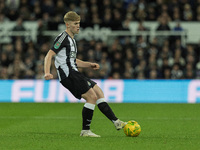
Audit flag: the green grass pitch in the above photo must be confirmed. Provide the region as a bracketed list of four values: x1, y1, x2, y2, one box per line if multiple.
[0, 103, 199, 150]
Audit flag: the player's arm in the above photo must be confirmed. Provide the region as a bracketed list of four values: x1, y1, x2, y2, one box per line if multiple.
[44, 50, 56, 80]
[76, 59, 100, 70]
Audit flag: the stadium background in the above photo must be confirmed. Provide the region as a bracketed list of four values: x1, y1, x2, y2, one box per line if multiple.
[0, 1, 200, 150]
[0, 0, 200, 103]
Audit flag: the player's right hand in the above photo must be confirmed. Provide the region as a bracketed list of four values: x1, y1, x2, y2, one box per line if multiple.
[44, 73, 53, 80]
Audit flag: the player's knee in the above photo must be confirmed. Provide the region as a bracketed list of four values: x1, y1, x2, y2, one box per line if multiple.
[90, 94, 98, 101]
[82, 88, 98, 102]
[82, 93, 97, 102]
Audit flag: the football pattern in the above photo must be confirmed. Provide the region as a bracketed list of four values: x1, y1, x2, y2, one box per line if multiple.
[124, 120, 141, 137]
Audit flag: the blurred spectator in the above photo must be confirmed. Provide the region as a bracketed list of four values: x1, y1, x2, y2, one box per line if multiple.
[79, 2, 88, 23]
[12, 17, 26, 43]
[146, 4, 156, 21]
[32, 1, 43, 20]
[156, 16, 171, 31]
[110, 61, 122, 78]
[171, 63, 183, 79]
[8, 54, 26, 79]
[103, 9, 112, 26]
[173, 22, 183, 31]
[126, 3, 136, 15]
[125, 47, 134, 63]
[0, 13, 9, 23]
[0, 67, 9, 79]
[163, 67, 171, 79]
[5, 0, 20, 11]
[1, 52, 10, 67]
[0, 0, 6, 14]
[157, 11, 172, 23]
[156, 15, 171, 46]
[135, 59, 146, 77]
[55, 0, 67, 16]
[3, 44, 15, 64]
[12, 17, 26, 31]
[19, 5, 31, 20]
[149, 69, 158, 79]
[123, 61, 134, 78]
[112, 9, 123, 30]
[172, 6, 181, 21]
[112, 72, 121, 79]
[183, 3, 193, 21]
[124, 0, 139, 8]
[99, 57, 111, 78]
[37, 19, 48, 45]
[135, 8, 146, 21]
[137, 71, 145, 79]
[122, 13, 133, 30]
[173, 48, 185, 67]
[184, 63, 194, 79]
[137, 21, 149, 31]
[41, 0, 55, 16]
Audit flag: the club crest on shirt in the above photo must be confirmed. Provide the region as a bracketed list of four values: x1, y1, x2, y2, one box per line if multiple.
[70, 51, 76, 58]
[54, 42, 61, 49]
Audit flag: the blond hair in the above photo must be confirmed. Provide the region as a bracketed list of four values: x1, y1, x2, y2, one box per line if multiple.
[64, 11, 80, 23]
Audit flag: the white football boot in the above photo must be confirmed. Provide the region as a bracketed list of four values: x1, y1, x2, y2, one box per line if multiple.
[80, 130, 101, 137]
[114, 119, 127, 130]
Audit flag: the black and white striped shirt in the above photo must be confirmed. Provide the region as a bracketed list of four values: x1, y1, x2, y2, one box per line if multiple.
[51, 31, 78, 81]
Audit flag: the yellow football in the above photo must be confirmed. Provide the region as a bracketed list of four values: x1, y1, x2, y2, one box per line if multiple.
[124, 120, 141, 137]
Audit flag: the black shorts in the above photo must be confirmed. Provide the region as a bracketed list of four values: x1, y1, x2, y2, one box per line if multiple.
[60, 70, 96, 99]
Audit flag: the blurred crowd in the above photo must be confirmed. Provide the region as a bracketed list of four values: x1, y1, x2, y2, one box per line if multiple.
[1, 0, 200, 24]
[1, 0, 200, 79]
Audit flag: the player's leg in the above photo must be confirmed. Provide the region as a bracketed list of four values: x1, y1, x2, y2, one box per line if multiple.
[60, 72, 100, 137]
[93, 84, 118, 121]
[92, 84, 127, 130]
[80, 88, 100, 137]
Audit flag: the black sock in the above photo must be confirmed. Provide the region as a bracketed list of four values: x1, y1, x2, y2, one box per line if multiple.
[82, 103, 95, 130]
[97, 102, 118, 122]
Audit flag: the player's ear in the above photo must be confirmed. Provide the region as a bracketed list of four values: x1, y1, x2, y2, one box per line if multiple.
[65, 21, 70, 28]
[65, 22, 68, 27]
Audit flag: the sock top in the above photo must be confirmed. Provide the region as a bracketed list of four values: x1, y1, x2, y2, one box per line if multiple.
[84, 103, 95, 110]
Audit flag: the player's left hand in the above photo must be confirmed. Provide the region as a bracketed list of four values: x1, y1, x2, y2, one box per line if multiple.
[90, 63, 100, 70]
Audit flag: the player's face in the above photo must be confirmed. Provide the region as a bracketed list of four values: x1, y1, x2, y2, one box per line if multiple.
[69, 21, 80, 35]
